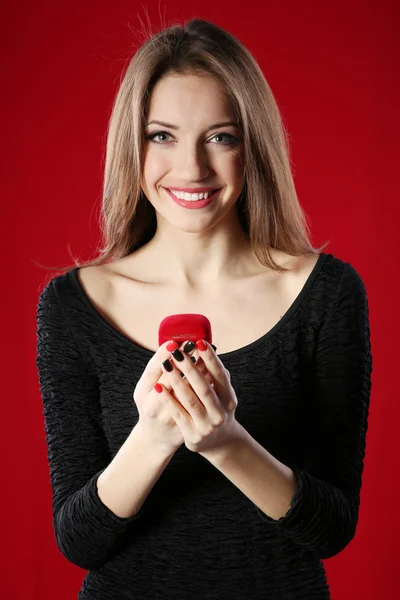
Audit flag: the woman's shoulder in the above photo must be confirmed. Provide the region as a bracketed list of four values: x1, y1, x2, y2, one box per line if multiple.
[303, 251, 367, 290]
[37, 264, 104, 328]
[319, 252, 369, 297]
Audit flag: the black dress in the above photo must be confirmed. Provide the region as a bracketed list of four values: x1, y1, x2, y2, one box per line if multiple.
[35, 252, 373, 599]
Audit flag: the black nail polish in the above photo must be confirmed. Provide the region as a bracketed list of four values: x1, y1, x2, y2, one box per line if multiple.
[180, 371, 185, 377]
[190, 356, 196, 364]
[211, 344, 217, 351]
[183, 340, 196, 353]
[172, 349, 184, 362]
[162, 359, 173, 372]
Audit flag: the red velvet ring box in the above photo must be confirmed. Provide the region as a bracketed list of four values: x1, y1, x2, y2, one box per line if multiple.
[158, 314, 213, 347]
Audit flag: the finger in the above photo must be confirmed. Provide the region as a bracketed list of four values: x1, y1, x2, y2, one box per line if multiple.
[169, 347, 222, 423]
[179, 339, 197, 355]
[161, 360, 207, 427]
[178, 340, 212, 371]
[154, 381, 189, 426]
[159, 355, 207, 390]
[193, 356, 215, 386]
[136, 341, 183, 394]
[193, 340, 230, 399]
[179, 355, 207, 377]
[177, 341, 212, 385]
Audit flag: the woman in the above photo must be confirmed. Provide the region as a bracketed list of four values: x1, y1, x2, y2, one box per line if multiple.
[35, 18, 373, 600]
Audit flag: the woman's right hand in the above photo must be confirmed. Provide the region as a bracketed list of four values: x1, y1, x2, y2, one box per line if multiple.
[133, 341, 213, 455]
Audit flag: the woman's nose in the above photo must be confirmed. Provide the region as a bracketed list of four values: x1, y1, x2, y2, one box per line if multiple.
[176, 144, 211, 180]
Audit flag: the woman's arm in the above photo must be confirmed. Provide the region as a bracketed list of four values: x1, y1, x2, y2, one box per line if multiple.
[255, 262, 373, 558]
[36, 279, 173, 570]
[96, 423, 175, 519]
[201, 262, 373, 560]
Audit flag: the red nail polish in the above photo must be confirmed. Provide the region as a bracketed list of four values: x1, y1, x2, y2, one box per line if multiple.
[166, 340, 179, 351]
[154, 383, 163, 393]
[196, 339, 207, 351]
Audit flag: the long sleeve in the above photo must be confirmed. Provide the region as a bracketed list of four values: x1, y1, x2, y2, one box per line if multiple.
[257, 263, 373, 559]
[35, 278, 144, 570]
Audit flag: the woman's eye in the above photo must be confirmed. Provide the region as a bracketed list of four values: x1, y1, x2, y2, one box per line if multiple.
[144, 131, 238, 145]
[145, 131, 173, 144]
[209, 133, 238, 145]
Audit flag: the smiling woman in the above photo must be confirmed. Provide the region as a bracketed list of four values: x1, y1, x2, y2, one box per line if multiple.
[35, 15, 372, 600]
[140, 73, 246, 226]
[37, 17, 329, 275]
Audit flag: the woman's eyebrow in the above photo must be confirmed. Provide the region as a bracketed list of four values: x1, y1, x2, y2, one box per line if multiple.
[146, 120, 239, 131]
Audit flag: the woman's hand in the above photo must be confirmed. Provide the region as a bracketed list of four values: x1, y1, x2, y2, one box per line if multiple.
[133, 340, 213, 455]
[155, 340, 239, 454]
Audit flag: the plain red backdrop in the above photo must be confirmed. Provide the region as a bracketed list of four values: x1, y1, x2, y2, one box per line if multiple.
[1, 0, 398, 598]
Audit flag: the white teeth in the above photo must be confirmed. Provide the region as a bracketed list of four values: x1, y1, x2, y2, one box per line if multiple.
[169, 189, 212, 201]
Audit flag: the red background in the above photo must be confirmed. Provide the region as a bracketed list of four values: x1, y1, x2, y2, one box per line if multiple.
[2, 0, 398, 598]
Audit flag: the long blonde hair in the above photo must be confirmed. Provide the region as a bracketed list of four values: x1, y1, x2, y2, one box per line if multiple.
[36, 17, 329, 279]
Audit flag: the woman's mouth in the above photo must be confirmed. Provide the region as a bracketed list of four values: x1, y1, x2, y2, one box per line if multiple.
[164, 188, 222, 210]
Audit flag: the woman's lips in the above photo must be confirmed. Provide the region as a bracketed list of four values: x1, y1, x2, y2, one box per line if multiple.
[164, 187, 222, 209]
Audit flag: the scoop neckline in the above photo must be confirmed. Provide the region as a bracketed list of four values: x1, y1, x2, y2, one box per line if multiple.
[68, 252, 329, 359]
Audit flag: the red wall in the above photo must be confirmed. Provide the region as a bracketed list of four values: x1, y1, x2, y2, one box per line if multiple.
[2, 0, 397, 598]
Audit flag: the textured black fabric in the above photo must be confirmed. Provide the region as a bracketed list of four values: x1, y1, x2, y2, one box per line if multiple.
[35, 252, 373, 599]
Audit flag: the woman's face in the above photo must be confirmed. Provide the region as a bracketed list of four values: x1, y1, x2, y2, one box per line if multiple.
[141, 73, 245, 233]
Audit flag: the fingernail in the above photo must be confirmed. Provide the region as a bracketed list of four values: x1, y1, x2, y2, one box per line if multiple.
[211, 344, 217, 351]
[183, 340, 196, 353]
[196, 340, 207, 351]
[154, 383, 163, 393]
[162, 359, 173, 372]
[180, 371, 185, 377]
[167, 340, 179, 352]
[190, 356, 196, 364]
[172, 349, 184, 362]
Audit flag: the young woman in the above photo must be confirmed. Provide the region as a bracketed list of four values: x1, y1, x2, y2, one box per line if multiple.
[35, 18, 373, 600]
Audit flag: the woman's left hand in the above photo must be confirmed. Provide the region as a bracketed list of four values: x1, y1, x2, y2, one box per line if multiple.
[155, 340, 239, 454]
